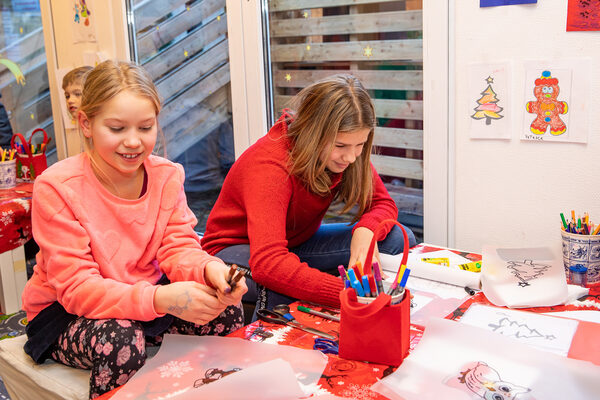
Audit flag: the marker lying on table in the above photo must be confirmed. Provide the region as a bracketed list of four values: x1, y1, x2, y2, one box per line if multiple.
[297, 305, 340, 322]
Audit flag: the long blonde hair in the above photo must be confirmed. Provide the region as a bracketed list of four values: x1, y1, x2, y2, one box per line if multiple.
[79, 60, 162, 187]
[287, 74, 375, 222]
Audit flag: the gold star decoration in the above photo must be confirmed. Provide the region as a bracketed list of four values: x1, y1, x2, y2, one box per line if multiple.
[486, 76, 494, 84]
[363, 45, 373, 57]
[303, 11, 309, 18]
[184, 50, 188, 57]
[306, 44, 311, 51]
[285, 73, 291, 82]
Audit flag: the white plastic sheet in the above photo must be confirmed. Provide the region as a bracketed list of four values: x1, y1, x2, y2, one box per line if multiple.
[481, 246, 568, 307]
[373, 318, 600, 400]
[112, 334, 328, 400]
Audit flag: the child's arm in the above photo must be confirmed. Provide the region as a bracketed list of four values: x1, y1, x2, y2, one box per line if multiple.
[154, 165, 247, 305]
[352, 163, 398, 239]
[347, 164, 398, 268]
[240, 163, 344, 307]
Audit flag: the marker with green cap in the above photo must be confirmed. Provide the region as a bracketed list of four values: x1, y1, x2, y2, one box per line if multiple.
[297, 305, 340, 322]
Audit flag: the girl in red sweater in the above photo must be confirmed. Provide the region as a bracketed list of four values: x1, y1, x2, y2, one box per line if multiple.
[22, 61, 247, 398]
[201, 75, 415, 318]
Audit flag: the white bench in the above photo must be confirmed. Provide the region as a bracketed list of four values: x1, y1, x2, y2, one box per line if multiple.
[0, 335, 89, 400]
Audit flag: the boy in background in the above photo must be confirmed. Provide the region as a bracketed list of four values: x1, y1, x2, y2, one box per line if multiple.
[62, 65, 92, 156]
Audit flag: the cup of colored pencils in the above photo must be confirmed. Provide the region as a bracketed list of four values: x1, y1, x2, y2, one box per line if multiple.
[560, 211, 600, 287]
[0, 147, 16, 189]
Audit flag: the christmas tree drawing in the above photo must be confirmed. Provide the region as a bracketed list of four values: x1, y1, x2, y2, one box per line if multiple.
[506, 259, 551, 287]
[488, 315, 556, 341]
[471, 76, 503, 125]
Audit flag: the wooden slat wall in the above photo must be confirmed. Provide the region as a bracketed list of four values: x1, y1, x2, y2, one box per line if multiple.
[136, 0, 224, 60]
[269, 0, 423, 225]
[270, 10, 422, 37]
[133, 0, 230, 161]
[271, 39, 422, 63]
[270, 0, 402, 11]
[269, 1, 423, 184]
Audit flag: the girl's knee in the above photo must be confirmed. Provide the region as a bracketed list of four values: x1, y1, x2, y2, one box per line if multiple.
[215, 304, 245, 335]
[93, 319, 147, 370]
[380, 224, 417, 254]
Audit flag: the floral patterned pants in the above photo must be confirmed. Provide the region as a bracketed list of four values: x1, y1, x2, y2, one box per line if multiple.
[48, 304, 244, 399]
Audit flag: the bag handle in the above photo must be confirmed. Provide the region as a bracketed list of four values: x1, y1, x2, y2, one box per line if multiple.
[363, 219, 410, 276]
[11, 133, 33, 157]
[340, 288, 392, 318]
[30, 128, 49, 146]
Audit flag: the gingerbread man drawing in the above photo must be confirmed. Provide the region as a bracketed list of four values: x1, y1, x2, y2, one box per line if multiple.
[526, 70, 568, 136]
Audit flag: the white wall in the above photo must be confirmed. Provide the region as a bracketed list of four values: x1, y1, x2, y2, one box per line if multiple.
[40, 0, 130, 160]
[453, 2, 600, 253]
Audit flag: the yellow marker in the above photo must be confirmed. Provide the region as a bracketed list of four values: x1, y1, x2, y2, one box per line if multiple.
[458, 261, 482, 272]
[421, 257, 450, 266]
[397, 264, 407, 283]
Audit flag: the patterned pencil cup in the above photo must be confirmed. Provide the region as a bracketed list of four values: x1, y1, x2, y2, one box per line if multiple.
[0, 159, 16, 189]
[561, 230, 600, 286]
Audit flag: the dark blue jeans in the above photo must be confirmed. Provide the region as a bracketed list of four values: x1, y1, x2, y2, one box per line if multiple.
[215, 223, 416, 321]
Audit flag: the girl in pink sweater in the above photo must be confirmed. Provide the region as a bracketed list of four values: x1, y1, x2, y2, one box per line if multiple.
[21, 60, 247, 398]
[201, 75, 415, 317]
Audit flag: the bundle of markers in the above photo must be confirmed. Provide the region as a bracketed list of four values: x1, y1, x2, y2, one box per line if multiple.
[0, 147, 16, 162]
[560, 210, 600, 235]
[338, 261, 411, 300]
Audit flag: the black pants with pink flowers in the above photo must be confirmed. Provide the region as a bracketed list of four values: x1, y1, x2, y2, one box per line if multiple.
[48, 304, 244, 399]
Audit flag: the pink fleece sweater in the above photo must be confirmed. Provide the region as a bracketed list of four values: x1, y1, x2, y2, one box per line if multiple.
[22, 153, 221, 322]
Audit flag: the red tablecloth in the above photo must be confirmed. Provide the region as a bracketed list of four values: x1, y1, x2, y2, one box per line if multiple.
[0, 181, 33, 253]
[94, 243, 600, 399]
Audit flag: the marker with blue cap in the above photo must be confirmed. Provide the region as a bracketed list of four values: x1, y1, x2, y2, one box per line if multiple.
[347, 268, 365, 297]
[361, 275, 371, 297]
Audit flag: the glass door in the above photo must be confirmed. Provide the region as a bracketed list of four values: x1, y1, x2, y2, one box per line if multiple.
[0, 1, 57, 165]
[126, 0, 234, 233]
[263, 0, 424, 241]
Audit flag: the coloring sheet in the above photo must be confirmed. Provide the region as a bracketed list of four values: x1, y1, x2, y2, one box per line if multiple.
[459, 303, 578, 356]
[372, 318, 600, 400]
[481, 246, 568, 308]
[112, 334, 327, 400]
[543, 310, 600, 324]
[521, 59, 590, 143]
[468, 62, 511, 139]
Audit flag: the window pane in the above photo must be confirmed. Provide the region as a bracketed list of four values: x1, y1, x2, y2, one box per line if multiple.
[264, 0, 424, 241]
[127, 0, 233, 233]
[0, 1, 57, 166]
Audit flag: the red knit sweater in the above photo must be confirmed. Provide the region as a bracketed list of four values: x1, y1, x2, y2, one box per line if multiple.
[201, 115, 398, 307]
